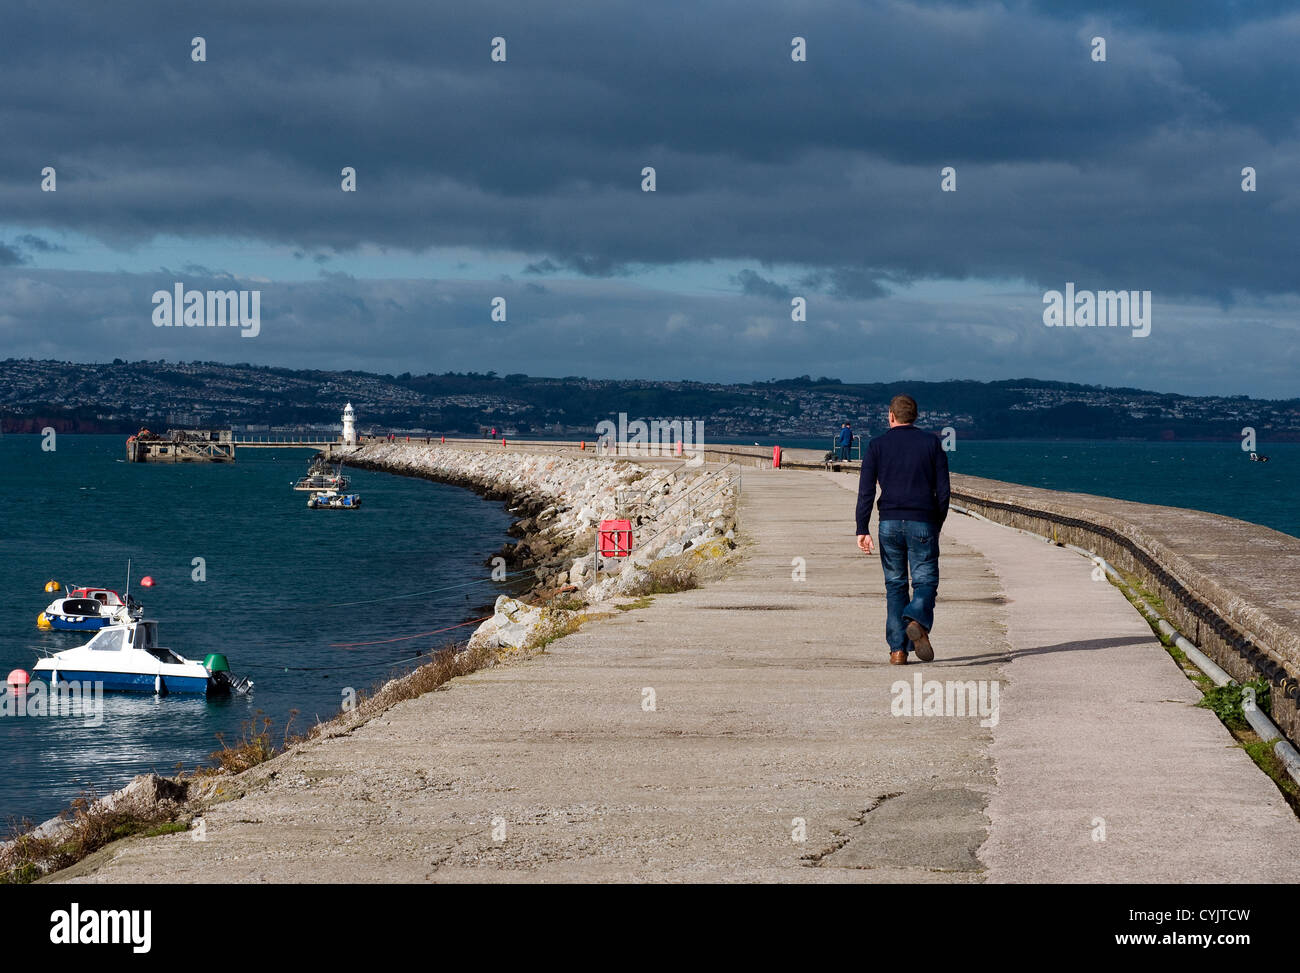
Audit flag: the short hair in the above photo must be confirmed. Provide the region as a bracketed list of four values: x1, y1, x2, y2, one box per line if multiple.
[889, 394, 918, 424]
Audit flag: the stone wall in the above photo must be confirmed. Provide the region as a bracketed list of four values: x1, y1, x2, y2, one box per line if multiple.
[339, 439, 739, 598]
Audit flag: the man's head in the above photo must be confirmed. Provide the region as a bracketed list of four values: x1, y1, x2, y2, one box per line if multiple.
[888, 394, 918, 427]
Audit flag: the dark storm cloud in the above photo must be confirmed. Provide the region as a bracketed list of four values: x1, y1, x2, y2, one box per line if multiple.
[0, 1, 1297, 302]
[798, 268, 892, 301]
[15, 234, 64, 253]
[733, 269, 793, 301]
[0, 233, 66, 266]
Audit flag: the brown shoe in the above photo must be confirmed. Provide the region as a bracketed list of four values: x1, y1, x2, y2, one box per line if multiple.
[905, 621, 934, 662]
[889, 651, 908, 665]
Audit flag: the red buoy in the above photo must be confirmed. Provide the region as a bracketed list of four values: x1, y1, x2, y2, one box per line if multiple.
[140, 576, 155, 587]
[7, 669, 29, 688]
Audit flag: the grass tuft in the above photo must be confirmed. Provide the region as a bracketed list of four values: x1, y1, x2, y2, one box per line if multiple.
[616, 597, 654, 612]
[625, 565, 698, 596]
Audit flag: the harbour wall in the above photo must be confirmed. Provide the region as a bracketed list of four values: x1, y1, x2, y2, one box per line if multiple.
[949, 473, 1300, 744]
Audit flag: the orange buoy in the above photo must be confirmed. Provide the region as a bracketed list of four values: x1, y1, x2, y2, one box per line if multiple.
[140, 576, 155, 587]
[7, 669, 29, 688]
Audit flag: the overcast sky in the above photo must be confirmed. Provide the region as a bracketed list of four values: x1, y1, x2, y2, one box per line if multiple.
[1, 1, 1297, 397]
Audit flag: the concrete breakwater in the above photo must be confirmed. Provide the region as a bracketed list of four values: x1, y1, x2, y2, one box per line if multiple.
[338, 442, 740, 647]
[951, 472, 1300, 744]
[31, 457, 1300, 883]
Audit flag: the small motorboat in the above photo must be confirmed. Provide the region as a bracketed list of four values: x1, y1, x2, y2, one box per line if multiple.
[37, 582, 139, 632]
[32, 610, 252, 696]
[307, 490, 362, 509]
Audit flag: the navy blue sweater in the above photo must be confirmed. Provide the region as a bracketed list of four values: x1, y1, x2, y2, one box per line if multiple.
[855, 425, 951, 534]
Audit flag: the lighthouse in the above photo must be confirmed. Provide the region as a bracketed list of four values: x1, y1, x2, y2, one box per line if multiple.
[342, 403, 356, 445]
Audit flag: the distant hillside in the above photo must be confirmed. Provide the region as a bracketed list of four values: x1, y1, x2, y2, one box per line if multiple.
[2, 359, 1297, 442]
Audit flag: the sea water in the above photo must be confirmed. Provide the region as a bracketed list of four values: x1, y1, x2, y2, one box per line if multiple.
[0, 435, 515, 825]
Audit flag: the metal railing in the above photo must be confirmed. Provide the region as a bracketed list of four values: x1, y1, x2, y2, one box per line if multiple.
[631, 463, 741, 553]
[828, 434, 862, 462]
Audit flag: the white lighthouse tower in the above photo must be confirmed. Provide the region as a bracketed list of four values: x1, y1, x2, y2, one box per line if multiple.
[342, 402, 357, 445]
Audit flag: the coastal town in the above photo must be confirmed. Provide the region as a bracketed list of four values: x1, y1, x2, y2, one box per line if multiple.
[4, 358, 1298, 442]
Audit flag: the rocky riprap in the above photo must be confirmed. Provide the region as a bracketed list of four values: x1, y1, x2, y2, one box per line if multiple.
[338, 442, 740, 649]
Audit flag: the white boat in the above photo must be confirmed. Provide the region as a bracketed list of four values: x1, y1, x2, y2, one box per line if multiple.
[37, 583, 137, 632]
[32, 611, 251, 696]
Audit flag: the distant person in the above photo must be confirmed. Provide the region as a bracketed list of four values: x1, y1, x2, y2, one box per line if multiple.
[855, 394, 950, 666]
[836, 421, 853, 460]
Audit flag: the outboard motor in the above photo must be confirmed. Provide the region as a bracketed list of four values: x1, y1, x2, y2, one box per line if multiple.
[204, 653, 254, 695]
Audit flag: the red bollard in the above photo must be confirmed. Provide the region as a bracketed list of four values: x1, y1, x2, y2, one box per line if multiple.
[441, 436, 445, 444]
[580, 441, 585, 450]
[773, 445, 782, 469]
[502, 438, 507, 447]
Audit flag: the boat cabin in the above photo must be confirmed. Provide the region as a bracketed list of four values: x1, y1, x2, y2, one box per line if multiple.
[88, 620, 187, 665]
[68, 588, 125, 609]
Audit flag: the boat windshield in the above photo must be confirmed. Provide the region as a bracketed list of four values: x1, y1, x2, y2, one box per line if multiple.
[91, 628, 127, 652]
[61, 598, 104, 616]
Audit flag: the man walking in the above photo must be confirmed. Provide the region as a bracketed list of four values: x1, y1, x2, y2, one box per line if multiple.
[855, 394, 950, 665]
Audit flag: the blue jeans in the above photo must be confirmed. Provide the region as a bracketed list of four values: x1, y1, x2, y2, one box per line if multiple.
[876, 519, 939, 656]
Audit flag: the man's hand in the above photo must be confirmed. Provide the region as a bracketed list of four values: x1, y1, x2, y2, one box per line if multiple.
[857, 533, 873, 554]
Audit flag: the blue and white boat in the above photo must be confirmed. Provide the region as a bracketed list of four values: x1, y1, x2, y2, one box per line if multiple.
[307, 489, 362, 509]
[37, 584, 135, 632]
[32, 611, 252, 696]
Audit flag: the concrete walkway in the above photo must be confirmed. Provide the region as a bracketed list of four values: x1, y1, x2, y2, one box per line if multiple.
[821, 470, 1300, 882]
[59, 469, 1300, 882]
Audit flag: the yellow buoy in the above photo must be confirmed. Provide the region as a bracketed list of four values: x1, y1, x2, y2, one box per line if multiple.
[44, 580, 61, 594]
[36, 612, 52, 631]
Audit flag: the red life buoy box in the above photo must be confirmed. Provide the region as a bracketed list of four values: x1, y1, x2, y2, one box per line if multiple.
[598, 519, 633, 557]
